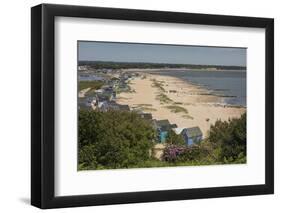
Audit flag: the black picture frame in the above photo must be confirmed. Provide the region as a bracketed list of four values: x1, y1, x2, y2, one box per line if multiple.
[31, 3, 274, 209]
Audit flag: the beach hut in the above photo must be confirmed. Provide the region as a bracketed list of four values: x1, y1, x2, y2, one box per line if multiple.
[98, 101, 108, 111]
[96, 91, 113, 102]
[153, 119, 178, 143]
[158, 126, 170, 143]
[181, 127, 203, 146]
[99, 101, 130, 112]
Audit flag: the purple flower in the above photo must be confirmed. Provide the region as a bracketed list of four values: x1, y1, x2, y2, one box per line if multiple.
[162, 145, 186, 162]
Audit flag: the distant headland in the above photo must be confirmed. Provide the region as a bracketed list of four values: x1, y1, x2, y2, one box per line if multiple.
[78, 61, 246, 71]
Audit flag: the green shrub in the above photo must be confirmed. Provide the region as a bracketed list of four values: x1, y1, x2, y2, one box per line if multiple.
[166, 130, 185, 145]
[78, 81, 104, 91]
[78, 110, 157, 170]
[78, 144, 98, 169]
[207, 113, 246, 163]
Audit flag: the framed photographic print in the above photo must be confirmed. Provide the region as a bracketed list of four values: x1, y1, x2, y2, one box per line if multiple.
[31, 3, 274, 209]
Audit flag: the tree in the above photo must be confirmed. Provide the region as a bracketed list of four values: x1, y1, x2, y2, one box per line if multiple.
[78, 110, 157, 169]
[78, 144, 98, 169]
[207, 113, 246, 163]
[165, 130, 185, 145]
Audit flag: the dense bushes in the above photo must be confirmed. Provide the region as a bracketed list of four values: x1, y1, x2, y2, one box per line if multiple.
[78, 110, 156, 170]
[78, 110, 246, 170]
[162, 113, 246, 165]
[162, 145, 185, 162]
[78, 81, 104, 91]
[162, 144, 210, 163]
[165, 130, 185, 145]
[208, 113, 246, 163]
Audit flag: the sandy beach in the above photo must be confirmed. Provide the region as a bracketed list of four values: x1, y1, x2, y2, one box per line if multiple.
[79, 88, 91, 98]
[116, 72, 246, 138]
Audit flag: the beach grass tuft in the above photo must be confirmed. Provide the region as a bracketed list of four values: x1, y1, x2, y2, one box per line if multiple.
[135, 104, 153, 107]
[140, 107, 157, 112]
[134, 104, 157, 112]
[156, 93, 173, 104]
[79, 81, 104, 94]
[151, 79, 166, 92]
[165, 105, 188, 114]
[174, 102, 183, 105]
[182, 114, 194, 120]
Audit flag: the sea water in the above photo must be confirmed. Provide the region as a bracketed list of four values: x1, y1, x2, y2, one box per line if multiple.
[150, 70, 246, 107]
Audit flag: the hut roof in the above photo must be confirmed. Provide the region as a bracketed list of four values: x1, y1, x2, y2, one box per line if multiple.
[181, 127, 203, 138]
[154, 119, 178, 132]
[174, 128, 185, 135]
[106, 102, 130, 111]
[155, 119, 170, 127]
[160, 125, 171, 132]
[170, 124, 178, 129]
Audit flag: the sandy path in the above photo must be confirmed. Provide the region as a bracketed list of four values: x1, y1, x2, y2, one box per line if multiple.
[79, 88, 91, 98]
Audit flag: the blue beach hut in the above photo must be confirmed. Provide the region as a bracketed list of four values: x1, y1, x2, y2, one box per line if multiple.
[153, 119, 177, 143]
[181, 127, 203, 146]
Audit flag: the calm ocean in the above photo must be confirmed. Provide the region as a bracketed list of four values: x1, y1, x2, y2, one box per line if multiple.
[149, 70, 246, 107]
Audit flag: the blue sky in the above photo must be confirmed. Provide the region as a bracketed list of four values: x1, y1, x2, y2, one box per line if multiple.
[78, 41, 246, 66]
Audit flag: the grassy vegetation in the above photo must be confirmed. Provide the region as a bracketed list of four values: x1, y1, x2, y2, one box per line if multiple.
[132, 104, 157, 112]
[79, 81, 104, 91]
[133, 104, 157, 112]
[156, 93, 173, 104]
[165, 105, 188, 113]
[116, 85, 135, 94]
[139, 107, 157, 112]
[86, 89, 100, 97]
[151, 79, 166, 92]
[151, 79, 187, 107]
[80, 158, 225, 170]
[174, 102, 183, 105]
[182, 114, 194, 120]
[135, 104, 153, 107]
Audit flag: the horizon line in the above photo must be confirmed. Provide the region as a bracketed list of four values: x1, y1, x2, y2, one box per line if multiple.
[78, 60, 247, 68]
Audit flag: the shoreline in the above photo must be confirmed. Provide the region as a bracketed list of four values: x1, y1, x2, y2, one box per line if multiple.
[148, 72, 246, 108]
[120, 68, 246, 73]
[116, 71, 246, 138]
